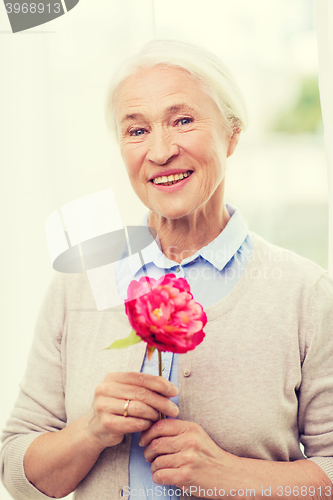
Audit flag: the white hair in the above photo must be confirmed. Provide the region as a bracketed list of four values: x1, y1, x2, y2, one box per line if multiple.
[105, 39, 248, 139]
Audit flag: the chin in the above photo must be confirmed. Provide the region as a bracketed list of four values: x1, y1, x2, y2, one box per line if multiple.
[154, 206, 194, 221]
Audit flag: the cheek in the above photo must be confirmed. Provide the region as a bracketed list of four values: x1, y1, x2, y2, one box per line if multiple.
[181, 129, 222, 163]
[121, 144, 145, 177]
[179, 136, 209, 166]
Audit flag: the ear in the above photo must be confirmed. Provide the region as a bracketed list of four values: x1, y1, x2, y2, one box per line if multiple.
[227, 127, 241, 158]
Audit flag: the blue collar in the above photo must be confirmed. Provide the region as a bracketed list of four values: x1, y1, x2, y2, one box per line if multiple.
[127, 204, 250, 275]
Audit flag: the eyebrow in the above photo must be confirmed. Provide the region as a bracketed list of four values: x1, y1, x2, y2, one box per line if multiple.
[121, 113, 144, 124]
[120, 104, 197, 125]
[166, 104, 197, 115]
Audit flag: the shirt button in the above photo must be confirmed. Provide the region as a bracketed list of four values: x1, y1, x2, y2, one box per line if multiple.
[176, 266, 181, 273]
[183, 368, 191, 377]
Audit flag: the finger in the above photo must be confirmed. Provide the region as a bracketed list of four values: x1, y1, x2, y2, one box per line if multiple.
[151, 452, 181, 474]
[102, 382, 179, 419]
[152, 467, 181, 486]
[122, 398, 160, 421]
[101, 413, 153, 436]
[151, 459, 191, 488]
[106, 372, 178, 398]
[144, 434, 182, 463]
[140, 418, 186, 447]
[97, 396, 160, 421]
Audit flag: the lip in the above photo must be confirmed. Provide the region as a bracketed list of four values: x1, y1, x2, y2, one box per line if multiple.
[150, 171, 193, 192]
[149, 169, 193, 181]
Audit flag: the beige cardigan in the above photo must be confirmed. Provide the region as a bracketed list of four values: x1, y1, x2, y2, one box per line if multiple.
[1, 232, 333, 500]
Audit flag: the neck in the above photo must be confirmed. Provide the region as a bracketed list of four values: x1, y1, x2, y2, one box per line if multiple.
[148, 195, 230, 264]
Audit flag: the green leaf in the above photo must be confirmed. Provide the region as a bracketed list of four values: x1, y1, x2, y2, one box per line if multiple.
[147, 345, 156, 361]
[105, 330, 143, 350]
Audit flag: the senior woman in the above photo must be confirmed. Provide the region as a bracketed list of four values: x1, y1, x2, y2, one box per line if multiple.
[2, 40, 333, 500]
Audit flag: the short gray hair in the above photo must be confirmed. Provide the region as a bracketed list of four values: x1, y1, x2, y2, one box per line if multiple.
[106, 39, 248, 139]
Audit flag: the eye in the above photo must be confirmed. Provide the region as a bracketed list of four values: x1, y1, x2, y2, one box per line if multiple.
[176, 117, 193, 126]
[130, 128, 147, 137]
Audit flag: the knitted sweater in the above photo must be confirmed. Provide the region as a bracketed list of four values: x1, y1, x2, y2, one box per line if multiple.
[1, 232, 333, 500]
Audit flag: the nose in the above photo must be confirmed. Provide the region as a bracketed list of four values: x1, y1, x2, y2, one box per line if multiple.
[146, 129, 179, 165]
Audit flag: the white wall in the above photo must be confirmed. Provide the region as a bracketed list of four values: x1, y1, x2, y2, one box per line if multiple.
[0, 2, 154, 499]
[0, 1, 328, 499]
[316, 0, 333, 273]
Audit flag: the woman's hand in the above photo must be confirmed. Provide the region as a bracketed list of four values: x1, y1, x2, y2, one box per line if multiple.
[24, 373, 178, 499]
[139, 419, 239, 498]
[140, 421, 332, 500]
[85, 372, 179, 451]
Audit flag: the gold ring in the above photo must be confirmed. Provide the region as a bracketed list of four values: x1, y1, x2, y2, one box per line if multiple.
[123, 399, 130, 417]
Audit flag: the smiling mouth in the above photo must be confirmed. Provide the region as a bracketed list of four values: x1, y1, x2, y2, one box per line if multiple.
[150, 170, 193, 186]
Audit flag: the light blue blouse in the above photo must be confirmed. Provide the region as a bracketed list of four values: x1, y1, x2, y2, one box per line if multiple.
[116, 204, 253, 499]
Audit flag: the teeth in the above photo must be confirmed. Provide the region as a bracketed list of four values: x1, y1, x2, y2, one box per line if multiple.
[153, 171, 192, 184]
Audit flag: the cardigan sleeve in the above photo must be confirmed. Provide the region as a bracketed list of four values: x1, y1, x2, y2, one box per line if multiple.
[0, 273, 68, 500]
[298, 271, 333, 483]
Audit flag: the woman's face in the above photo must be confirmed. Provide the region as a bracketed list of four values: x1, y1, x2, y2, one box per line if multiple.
[115, 65, 239, 220]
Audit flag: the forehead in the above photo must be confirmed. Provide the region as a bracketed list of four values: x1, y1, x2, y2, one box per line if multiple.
[115, 65, 216, 120]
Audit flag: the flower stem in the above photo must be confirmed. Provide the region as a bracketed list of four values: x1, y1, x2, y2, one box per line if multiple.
[158, 350, 163, 376]
[158, 350, 165, 420]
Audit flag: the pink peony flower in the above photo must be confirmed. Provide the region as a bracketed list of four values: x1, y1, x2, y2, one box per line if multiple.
[125, 274, 207, 354]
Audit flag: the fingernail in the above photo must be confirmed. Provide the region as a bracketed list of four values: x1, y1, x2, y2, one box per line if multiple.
[170, 404, 179, 417]
[139, 439, 143, 446]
